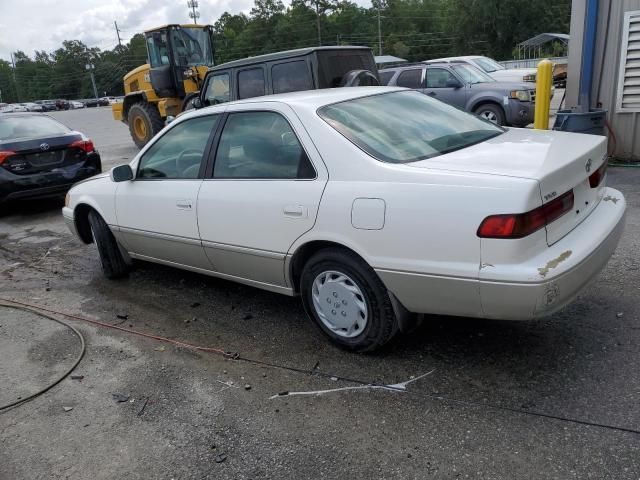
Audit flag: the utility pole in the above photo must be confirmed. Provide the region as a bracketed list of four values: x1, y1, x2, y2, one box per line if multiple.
[188, 0, 200, 24]
[377, 7, 383, 56]
[114, 21, 122, 48]
[10, 52, 19, 102]
[315, 1, 321, 46]
[86, 63, 98, 100]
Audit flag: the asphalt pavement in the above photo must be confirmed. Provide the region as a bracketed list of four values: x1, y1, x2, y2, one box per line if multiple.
[1, 103, 640, 480]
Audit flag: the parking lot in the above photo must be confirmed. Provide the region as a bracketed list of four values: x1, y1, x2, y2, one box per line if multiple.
[1, 105, 640, 479]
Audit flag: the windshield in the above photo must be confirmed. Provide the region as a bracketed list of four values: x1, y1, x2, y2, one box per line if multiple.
[451, 64, 494, 84]
[0, 115, 70, 141]
[171, 27, 214, 67]
[318, 91, 503, 164]
[472, 57, 505, 73]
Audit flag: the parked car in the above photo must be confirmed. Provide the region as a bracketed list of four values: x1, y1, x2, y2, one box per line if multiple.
[55, 99, 70, 110]
[36, 100, 58, 112]
[426, 56, 538, 83]
[193, 46, 379, 109]
[0, 113, 101, 206]
[21, 102, 44, 112]
[69, 100, 85, 109]
[85, 98, 110, 108]
[7, 104, 28, 112]
[63, 87, 625, 351]
[380, 62, 535, 126]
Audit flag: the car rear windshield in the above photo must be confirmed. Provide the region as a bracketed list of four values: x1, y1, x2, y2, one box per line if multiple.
[0, 115, 70, 141]
[318, 91, 504, 164]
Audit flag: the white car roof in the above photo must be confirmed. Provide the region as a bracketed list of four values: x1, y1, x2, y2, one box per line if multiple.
[185, 86, 407, 119]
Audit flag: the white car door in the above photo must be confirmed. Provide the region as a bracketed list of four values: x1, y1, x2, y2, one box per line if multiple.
[115, 113, 220, 269]
[197, 104, 328, 289]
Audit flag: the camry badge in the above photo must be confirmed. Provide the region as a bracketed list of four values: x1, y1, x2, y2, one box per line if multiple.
[585, 158, 592, 173]
[40, 143, 50, 151]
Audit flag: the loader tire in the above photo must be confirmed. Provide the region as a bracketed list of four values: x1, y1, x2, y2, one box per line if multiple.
[128, 102, 164, 149]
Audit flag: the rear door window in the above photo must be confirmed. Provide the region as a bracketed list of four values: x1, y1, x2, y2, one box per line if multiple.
[272, 61, 313, 94]
[396, 69, 423, 89]
[238, 68, 266, 99]
[213, 111, 315, 179]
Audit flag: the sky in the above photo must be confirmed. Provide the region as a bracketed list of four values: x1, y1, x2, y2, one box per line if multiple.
[0, 0, 371, 62]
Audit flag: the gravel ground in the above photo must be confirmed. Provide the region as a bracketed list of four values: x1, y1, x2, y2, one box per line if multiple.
[1, 104, 640, 480]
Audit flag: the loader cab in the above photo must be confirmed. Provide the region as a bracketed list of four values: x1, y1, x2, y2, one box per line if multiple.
[145, 24, 214, 99]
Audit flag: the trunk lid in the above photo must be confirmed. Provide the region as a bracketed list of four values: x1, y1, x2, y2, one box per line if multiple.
[1, 133, 85, 175]
[406, 128, 608, 246]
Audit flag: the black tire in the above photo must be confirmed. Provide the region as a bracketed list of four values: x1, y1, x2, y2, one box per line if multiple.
[88, 211, 129, 279]
[300, 248, 398, 352]
[474, 103, 506, 126]
[127, 102, 164, 149]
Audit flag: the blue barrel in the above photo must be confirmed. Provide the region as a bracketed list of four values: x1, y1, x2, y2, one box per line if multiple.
[553, 109, 607, 135]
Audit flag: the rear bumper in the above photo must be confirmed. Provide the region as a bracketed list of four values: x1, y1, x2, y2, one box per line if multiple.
[378, 187, 626, 320]
[479, 187, 626, 319]
[0, 152, 101, 203]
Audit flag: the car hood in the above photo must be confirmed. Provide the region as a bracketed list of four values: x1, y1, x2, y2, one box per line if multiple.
[489, 68, 537, 81]
[469, 81, 534, 92]
[405, 127, 604, 182]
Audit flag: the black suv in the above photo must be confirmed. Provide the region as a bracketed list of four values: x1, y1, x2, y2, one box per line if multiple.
[193, 46, 379, 109]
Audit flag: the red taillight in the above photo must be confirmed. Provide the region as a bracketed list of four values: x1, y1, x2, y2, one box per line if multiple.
[478, 190, 574, 239]
[588, 161, 607, 188]
[69, 139, 94, 153]
[0, 151, 16, 164]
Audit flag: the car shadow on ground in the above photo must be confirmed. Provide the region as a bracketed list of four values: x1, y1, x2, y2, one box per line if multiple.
[0, 197, 65, 218]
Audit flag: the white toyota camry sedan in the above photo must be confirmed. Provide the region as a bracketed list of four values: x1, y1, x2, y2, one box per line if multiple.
[63, 87, 626, 351]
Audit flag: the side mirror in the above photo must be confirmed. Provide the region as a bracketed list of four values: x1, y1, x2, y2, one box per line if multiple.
[165, 115, 175, 125]
[446, 79, 463, 89]
[191, 97, 203, 109]
[110, 164, 134, 182]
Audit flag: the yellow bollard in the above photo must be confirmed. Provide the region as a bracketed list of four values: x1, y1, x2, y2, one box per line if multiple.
[534, 59, 553, 130]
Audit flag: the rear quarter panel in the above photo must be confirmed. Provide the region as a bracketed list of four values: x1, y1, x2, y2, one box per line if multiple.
[288, 110, 542, 315]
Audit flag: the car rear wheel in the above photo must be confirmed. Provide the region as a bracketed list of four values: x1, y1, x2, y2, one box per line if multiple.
[475, 103, 506, 126]
[127, 102, 164, 149]
[300, 248, 398, 352]
[88, 211, 129, 279]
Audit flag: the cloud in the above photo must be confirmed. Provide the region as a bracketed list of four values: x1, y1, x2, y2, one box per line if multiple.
[0, 0, 371, 61]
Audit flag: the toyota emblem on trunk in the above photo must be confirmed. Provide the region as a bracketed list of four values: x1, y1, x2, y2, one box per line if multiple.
[40, 143, 50, 151]
[585, 158, 592, 173]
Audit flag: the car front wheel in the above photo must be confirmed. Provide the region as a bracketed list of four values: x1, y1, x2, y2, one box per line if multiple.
[300, 248, 398, 352]
[475, 103, 506, 126]
[88, 211, 129, 279]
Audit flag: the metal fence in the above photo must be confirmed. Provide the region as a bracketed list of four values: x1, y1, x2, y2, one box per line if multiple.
[499, 56, 568, 69]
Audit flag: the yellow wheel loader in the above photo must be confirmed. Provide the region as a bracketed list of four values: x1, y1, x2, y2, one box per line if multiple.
[112, 24, 214, 148]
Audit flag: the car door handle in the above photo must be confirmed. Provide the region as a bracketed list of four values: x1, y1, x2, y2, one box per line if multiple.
[176, 200, 193, 210]
[283, 205, 307, 218]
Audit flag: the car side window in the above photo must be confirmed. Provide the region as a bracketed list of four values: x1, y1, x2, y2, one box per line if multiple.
[238, 68, 266, 99]
[396, 69, 422, 89]
[379, 71, 394, 86]
[137, 115, 219, 180]
[213, 111, 315, 180]
[426, 68, 458, 88]
[203, 72, 230, 106]
[272, 61, 312, 94]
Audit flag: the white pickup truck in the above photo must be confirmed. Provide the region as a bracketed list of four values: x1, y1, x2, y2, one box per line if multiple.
[425, 55, 538, 83]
